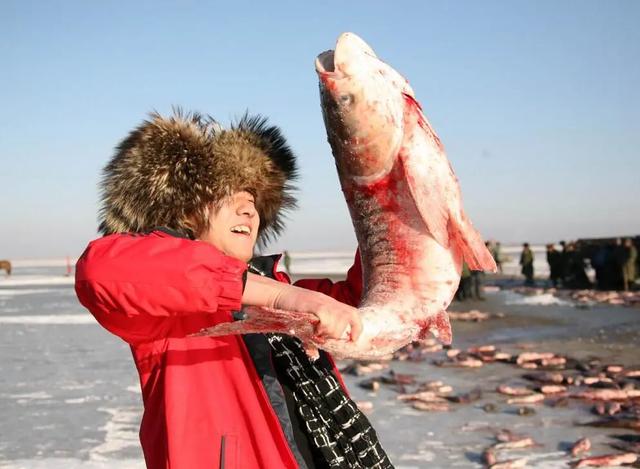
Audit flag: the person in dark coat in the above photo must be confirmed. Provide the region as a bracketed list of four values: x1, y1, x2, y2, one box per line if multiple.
[469, 242, 489, 299]
[613, 238, 629, 290]
[456, 261, 472, 300]
[570, 241, 591, 289]
[470, 270, 485, 300]
[546, 244, 561, 288]
[520, 243, 535, 286]
[590, 244, 608, 290]
[559, 240, 569, 287]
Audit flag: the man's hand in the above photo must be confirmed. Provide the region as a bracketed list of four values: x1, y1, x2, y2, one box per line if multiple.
[310, 301, 363, 342]
[274, 285, 363, 342]
[242, 273, 363, 342]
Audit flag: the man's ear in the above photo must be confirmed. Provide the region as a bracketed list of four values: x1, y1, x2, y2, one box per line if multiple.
[189, 204, 213, 240]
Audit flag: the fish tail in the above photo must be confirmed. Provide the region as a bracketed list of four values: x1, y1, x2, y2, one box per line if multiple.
[450, 214, 497, 272]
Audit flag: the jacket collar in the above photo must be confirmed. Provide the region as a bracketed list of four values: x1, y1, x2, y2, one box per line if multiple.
[248, 254, 282, 279]
[151, 226, 192, 239]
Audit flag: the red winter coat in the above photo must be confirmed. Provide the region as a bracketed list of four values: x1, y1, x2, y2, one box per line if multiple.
[75, 230, 362, 469]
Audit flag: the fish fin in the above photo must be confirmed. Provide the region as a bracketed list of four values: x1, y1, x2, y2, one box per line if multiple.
[399, 95, 451, 248]
[399, 152, 451, 248]
[450, 212, 497, 272]
[400, 93, 496, 272]
[418, 310, 452, 345]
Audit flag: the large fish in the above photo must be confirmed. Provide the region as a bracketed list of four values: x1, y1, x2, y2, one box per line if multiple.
[197, 32, 496, 359]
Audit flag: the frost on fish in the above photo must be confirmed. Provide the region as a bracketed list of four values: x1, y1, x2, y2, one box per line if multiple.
[196, 32, 496, 359]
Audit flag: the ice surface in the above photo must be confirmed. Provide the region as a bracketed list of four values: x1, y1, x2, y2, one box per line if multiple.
[0, 314, 93, 324]
[504, 291, 572, 306]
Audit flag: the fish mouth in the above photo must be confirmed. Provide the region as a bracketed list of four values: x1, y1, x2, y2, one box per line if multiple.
[316, 32, 377, 78]
[315, 50, 340, 78]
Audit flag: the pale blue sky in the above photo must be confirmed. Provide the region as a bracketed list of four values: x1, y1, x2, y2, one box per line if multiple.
[1, 0, 639, 258]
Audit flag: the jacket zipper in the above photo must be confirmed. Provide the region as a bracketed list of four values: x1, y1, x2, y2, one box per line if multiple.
[220, 435, 226, 468]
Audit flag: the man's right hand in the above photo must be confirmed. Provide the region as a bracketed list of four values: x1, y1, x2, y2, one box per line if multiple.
[274, 285, 363, 342]
[243, 273, 363, 342]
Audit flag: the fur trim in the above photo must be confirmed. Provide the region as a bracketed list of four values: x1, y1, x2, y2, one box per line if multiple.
[99, 110, 298, 244]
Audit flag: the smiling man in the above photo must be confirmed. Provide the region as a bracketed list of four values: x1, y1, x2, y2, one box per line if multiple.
[200, 190, 260, 261]
[75, 111, 392, 469]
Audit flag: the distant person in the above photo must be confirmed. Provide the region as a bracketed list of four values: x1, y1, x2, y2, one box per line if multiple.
[456, 261, 472, 301]
[569, 241, 591, 289]
[590, 244, 608, 290]
[559, 240, 569, 286]
[622, 238, 637, 291]
[613, 237, 628, 290]
[469, 243, 489, 300]
[0, 259, 11, 276]
[546, 244, 561, 288]
[282, 249, 292, 275]
[471, 270, 485, 300]
[492, 241, 502, 273]
[563, 242, 577, 288]
[603, 240, 620, 290]
[520, 243, 535, 286]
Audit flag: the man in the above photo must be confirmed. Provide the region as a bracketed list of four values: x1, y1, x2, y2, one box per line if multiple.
[546, 244, 561, 288]
[520, 242, 535, 286]
[622, 238, 637, 291]
[569, 241, 591, 289]
[559, 240, 569, 286]
[456, 261, 472, 301]
[491, 241, 502, 274]
[470, 243, 489, 300]
[612, 237, 630, 291]
[75, 111, 392, 469]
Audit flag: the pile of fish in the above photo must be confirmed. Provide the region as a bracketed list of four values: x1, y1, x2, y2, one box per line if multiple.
[448, 310, 506, 322]
[511, 286, 640, 308]
[196, 32, 496, 359]
[341, 340, 640, 467]
[566, 289, 640, 308]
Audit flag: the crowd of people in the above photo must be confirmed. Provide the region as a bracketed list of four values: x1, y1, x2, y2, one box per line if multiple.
[526, 238, 637, 291]
[582, 238, 637, 291]
[455, 238, 638, 301]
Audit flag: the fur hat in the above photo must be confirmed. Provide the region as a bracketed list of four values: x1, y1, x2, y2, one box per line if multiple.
[98, 109, 298, 245]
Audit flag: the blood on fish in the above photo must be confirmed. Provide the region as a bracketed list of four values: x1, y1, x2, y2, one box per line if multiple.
[195, 32, 494, 359]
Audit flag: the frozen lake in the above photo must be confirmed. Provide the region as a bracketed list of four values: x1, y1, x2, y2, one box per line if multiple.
[1, 265, 639, 468]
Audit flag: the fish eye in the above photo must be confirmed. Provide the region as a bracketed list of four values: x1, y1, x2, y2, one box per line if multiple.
[339, 94, 354, 106]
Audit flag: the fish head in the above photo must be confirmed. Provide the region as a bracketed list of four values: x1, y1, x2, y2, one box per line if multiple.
[316, 32, 412, 183]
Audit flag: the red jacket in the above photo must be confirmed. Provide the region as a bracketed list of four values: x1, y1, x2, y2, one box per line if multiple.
[75, 230, 362, 469]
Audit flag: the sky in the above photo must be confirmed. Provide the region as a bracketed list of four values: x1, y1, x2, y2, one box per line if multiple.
[1, 0, 639, 259]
